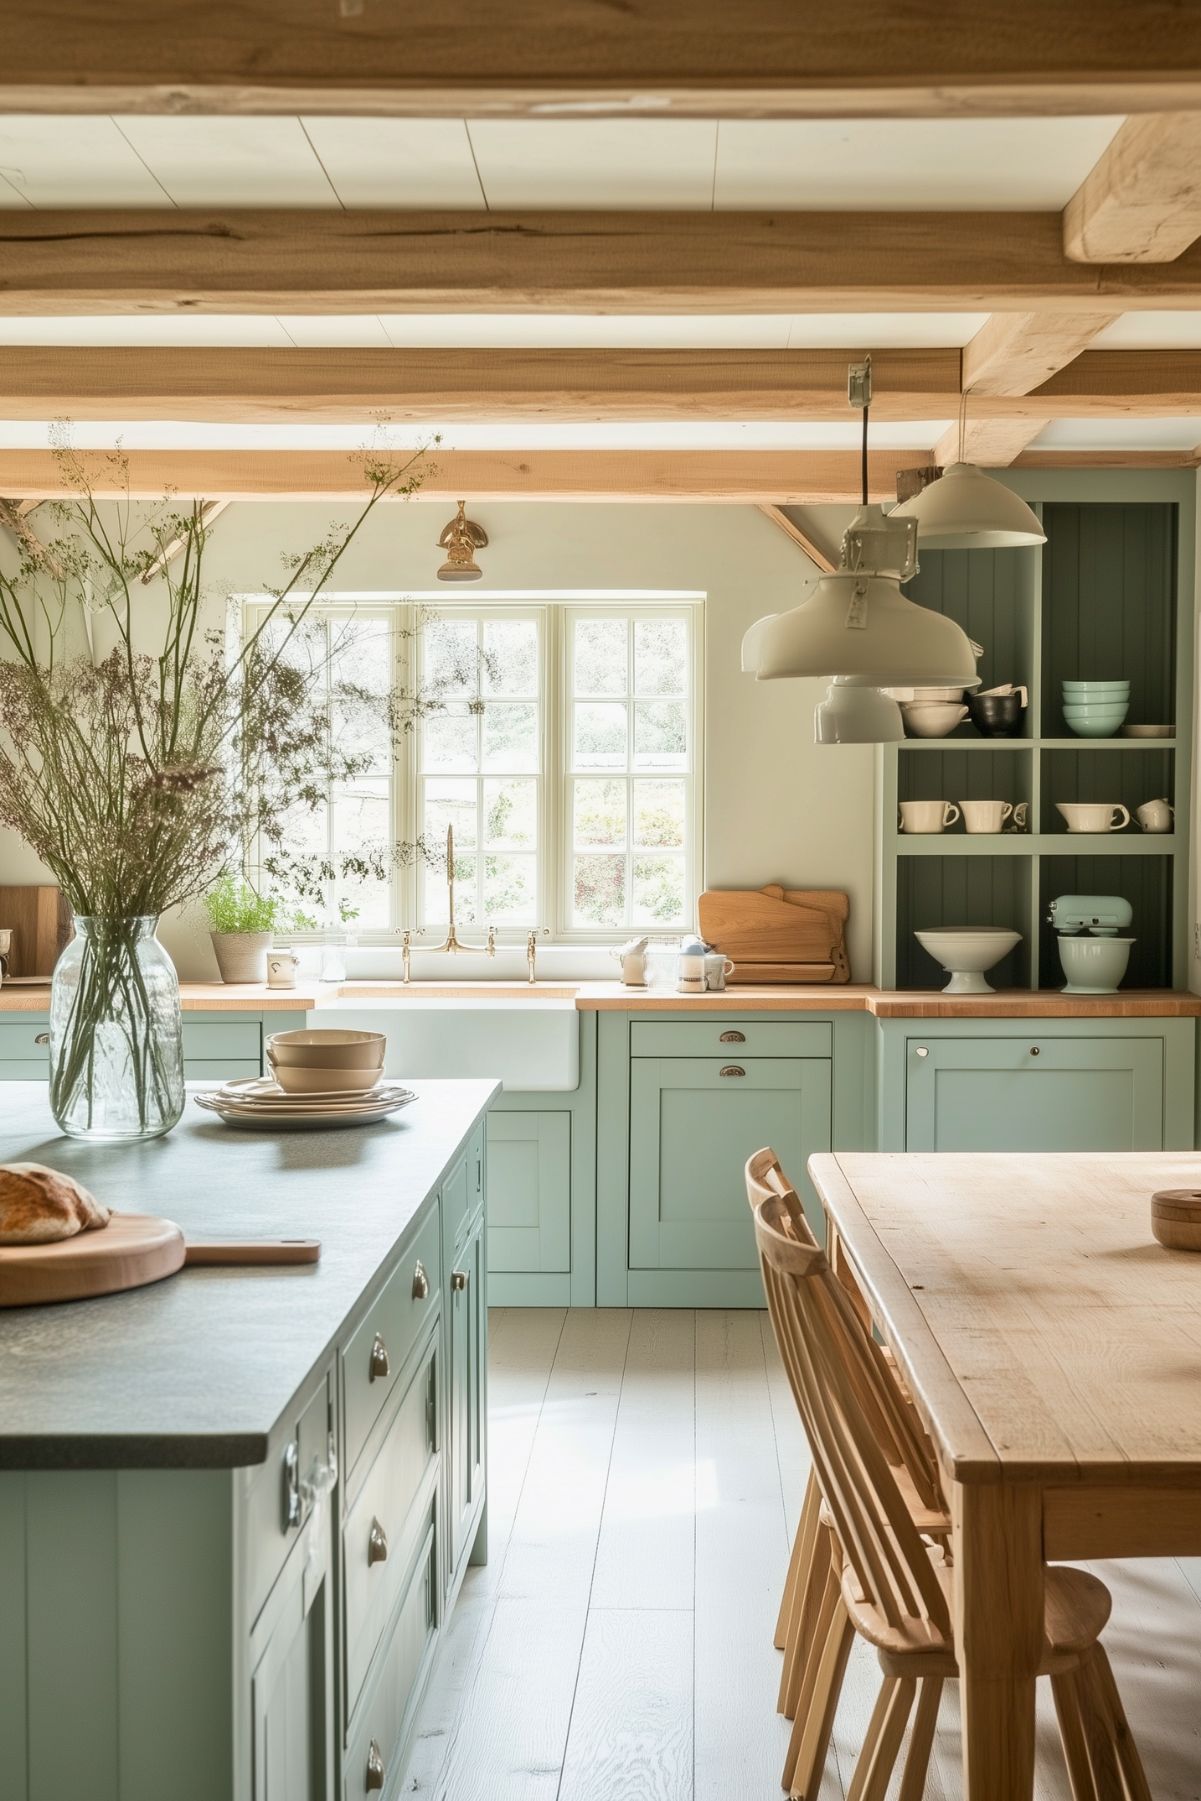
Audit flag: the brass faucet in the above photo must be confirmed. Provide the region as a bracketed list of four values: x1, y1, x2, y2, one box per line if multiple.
[427, 826, 497, 959]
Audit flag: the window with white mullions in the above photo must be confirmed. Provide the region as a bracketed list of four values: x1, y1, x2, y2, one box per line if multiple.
[567, 611, 693, 931]
[417, 610, 543, 929]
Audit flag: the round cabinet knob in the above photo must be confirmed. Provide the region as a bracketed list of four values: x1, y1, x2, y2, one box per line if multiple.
[451, 1268, 469, 1293]
[412, 1260, 430, 1301]
[367, 1517, 388, 1567]
[1030, 1045, 1041, 1057]
[365, 1740, 385, 1791]
[718, 1064, 746, 1078]
[368, 1333, 390, 1382]
[34, 1032, 49, 1046]
[914, 1047, 929, 1058]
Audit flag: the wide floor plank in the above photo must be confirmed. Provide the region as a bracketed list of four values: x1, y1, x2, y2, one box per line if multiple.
[559, 1609, 693, 1801]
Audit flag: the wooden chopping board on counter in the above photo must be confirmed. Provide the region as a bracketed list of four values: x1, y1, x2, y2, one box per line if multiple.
[0, 1214, 320, 1307]
[698, 885, 851, 984]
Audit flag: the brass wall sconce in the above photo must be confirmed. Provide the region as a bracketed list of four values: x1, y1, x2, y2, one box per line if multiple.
[436, 500, 488, 582]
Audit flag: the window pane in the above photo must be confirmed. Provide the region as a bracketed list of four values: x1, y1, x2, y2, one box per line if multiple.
[634, 617, 688, 696]
[333, 778, 391, 929]
[573, 778, 627, 849]
[573, 701, 627, 769]
[264, 797, 329, 919]
[573, 854, 627, 928]
[633, 779, 686, 849]
[483, 618, 538, 696]
[482, 701, 539, 772]
[423, 617, 478, 697]
[423, 851, 479, 924]
[484, 778, 537, 850]
[633, 854, 686, 925]
[634, 700, 687, 769]
[573, 617, 627, 695]
[484, 854, 537, 922]
[422, 705, 478, 772]
[330, 616, 392, 766]
[422, 776, 477, 850]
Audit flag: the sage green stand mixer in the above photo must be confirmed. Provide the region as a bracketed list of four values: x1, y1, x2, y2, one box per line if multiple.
[1047, 895, 1135, 993]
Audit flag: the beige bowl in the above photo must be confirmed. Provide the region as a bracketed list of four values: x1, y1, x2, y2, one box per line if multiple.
[266, 1028, 385, 1071]
[268, 1060, 383, 1095]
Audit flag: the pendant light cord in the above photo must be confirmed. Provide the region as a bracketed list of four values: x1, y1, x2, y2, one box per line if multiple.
[861, 386, 870, 506]
[958, 386, 968, 464]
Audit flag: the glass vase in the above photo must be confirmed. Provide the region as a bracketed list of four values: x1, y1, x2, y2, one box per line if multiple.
[49, 916, 185, 1141]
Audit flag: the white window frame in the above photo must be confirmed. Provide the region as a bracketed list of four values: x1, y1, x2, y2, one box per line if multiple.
[239, 590, 704, 943]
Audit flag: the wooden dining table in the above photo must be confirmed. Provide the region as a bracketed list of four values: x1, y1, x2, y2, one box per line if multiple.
[808, 1149, 1201, 1801]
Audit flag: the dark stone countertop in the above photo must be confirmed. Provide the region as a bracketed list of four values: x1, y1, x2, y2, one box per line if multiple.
[0, 1079, 497, 1471]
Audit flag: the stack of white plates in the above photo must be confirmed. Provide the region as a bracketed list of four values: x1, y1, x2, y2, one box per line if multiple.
[194, 1076, 417, 1131]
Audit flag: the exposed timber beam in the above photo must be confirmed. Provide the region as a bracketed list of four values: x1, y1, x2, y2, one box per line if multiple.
[12, 210, 1201, 316]
[1065, 113, 1201, 263]
[3, 3, 1201, 118]
[139, 499, 230, 583]
[757, 505, 837, 571]
[949, 309, 1120, 467]
[936, 418, 1048, 468]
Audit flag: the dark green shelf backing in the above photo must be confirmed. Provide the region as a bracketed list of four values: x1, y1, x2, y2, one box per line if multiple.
[1040, 747, 1174, 834]
[899, 748, 1031, 819]
[904, 541, 1037, 697]
[1038, 855, 1173, 990]
[1040, 502, 1177, 736]
[897, 856, 1031, 991]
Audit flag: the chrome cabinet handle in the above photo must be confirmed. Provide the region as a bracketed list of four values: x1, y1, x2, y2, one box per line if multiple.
[34, 1032, 49, 1046]
[719, 1029, 746, 1044]
[366, 1740, 385, 1791]
[412, 1260, 430, 1301]
[718, 1064, 746, 1078]
[367, 1517, 388, 1567]
[914, 1046, 929, 1058]
[451, 1268, 469, 1293]
[369, 1333, 390, 1382]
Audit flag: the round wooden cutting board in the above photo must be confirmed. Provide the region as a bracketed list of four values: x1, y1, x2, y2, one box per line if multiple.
[0, 1213, 186, 1307]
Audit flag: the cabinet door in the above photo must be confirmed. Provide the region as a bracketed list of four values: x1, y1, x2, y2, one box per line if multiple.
[252, 1552, 333, 1801]
[905, 1035, 1165, 1152]
[629, 1057, 832, 1270]
[448, 1220, 486, 1576]
[486, 1111, 571, 1274]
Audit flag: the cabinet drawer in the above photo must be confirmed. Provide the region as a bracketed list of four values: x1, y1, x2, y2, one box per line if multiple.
[243, 1365, 333, 1630]
[344, 1344, 438, 1712]
[344, 1516, 437, 1801]
[181, 1020, 263, 1062]
[342, 1207, 440, 1478]
[441, 1127, 483, 1253]
[0, 1020, 49, 1063]
[629, 1019, 831, 1060]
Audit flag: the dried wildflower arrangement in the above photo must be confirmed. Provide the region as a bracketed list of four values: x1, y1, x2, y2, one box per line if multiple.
[0, 443, 466, 1136]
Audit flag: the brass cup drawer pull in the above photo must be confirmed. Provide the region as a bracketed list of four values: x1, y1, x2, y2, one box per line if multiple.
[451, 1268, 469, 1293]
[719, 1064, 746, 1078]
[719, 1029, 746, 1044]
[366, 1739, 385, 1791]
[412, 1260, 430, 1301]
[34, 1032, 49, 1046]
[368, 1333, 390, 1382]
[367, 1517, 388, 1567]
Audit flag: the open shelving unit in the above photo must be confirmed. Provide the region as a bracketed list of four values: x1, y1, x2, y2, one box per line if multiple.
[874, 472, 1196, 992]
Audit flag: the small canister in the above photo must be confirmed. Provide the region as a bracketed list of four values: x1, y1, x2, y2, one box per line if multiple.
[677, 935, 708, 995]
[266, 947, 300, 989]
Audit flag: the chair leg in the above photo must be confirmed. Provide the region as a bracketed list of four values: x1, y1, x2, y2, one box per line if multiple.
[781, 1516, 835, 1719]
[1088, 1645, 1154, 1801]
[846, 1674, 917, 1801]
[1051, 1669, 1100, 1801]
[1077, 1653, 1126, 1801]
[897, 1676, 943, 1801]
[784, 1592, 855, 1800]
[777, 1471, 819, 1651]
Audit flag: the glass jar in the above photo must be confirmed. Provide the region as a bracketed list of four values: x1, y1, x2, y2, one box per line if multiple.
[49, 916, 185, 1141]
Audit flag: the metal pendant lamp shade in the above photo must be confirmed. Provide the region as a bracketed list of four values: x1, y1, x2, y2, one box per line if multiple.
[892, 462, 1046, 551]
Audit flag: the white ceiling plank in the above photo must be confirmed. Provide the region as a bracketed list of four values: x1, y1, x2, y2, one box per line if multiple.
[714, 117, 1125, 211]
[377, 312, 792, 349]
[785, 311, 988, 348]
[1030, 417, 1201, 450]
[276, 315, 393, 347]
[466, 120, 718, 210]
[0, 314, 295, 346]
[0, 114, 169, 207]
[1092, 311, 1201, 348]
[299, 117, 485, 208]
[112, 116, 338, 207]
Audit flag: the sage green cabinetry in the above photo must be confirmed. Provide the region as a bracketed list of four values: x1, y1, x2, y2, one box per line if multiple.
[0, 1008, 297, 1082]
[876, 1017, 1195, 1152]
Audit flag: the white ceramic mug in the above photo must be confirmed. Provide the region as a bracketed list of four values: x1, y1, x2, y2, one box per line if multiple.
[703, 952, 736, 992]
[1056, 802, 1131, 834]
[960, 799, 1020, 834]
[266, 947, 300, 988]
[1136, 798, 1174, 834]
[898, 800, 960, 834]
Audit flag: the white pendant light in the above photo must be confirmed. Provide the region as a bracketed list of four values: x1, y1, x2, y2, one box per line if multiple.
[892, 394, 1045, 549]
[815, 678, 905, 744]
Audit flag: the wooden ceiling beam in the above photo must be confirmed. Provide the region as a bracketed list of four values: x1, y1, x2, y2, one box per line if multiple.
[3, 2, 1201, 118]
[1064, 113, 1201, 263]
[756, 505, 837, 571]
[959, 312, 1118, 395]
[11, 210, 1201, 316]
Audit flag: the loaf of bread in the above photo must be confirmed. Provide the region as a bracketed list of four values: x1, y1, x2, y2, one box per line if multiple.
[0, 1163, 110, 1245]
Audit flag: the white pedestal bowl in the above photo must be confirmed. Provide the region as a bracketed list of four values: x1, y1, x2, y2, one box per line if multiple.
[915, 927, 1022, 994]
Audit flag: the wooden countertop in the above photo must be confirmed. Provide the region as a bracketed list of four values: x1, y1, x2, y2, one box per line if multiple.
[2, 979, 1198, 1019]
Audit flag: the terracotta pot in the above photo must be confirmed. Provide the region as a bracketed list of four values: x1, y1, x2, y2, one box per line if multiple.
[210, 930, 272, 984]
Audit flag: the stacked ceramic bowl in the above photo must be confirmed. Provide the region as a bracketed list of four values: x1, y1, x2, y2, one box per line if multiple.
[1062, 680, 1130, 738]
[267, 1027, 386, 1093]
[193, 1028, 415, 1129]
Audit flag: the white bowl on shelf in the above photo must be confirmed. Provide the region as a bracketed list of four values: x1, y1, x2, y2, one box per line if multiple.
[914, 926, 1022, 994]
[901, 702, 969, 738]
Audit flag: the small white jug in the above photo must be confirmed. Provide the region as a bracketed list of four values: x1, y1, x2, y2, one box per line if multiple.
[1136, 798, 1174, 834]
[266, 947, 300, 989]
[614, 935, 650, 986]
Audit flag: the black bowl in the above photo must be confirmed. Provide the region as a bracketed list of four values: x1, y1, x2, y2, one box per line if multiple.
[967, 693, 1025, 737]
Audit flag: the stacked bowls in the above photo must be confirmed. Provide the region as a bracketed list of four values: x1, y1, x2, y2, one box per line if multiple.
[1062, 679, 1130, 738]
[267, 1028, 386, 1094]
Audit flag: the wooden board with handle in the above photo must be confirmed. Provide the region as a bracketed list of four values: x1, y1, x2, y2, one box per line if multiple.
[698, 886, 851, 984]
[0, 884, 70, 978]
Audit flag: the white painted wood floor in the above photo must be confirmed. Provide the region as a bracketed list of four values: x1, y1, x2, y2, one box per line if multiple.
[409, 1309, 1201, 1800]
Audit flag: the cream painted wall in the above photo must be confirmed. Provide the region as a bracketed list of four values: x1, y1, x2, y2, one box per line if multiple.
[0, 500, 877, 978]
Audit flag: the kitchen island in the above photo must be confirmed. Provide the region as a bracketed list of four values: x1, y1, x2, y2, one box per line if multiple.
[0, 1078, 496, 1801]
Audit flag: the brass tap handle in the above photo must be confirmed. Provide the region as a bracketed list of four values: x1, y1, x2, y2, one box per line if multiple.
[412, 1260, 430, 1301]
[486, 923, 497, 957]
[366, 1740, 385, 1791]
[526, 930, 538, 984]
[367, 1517, 389, 1566]
[368, 1333, 390, 1382]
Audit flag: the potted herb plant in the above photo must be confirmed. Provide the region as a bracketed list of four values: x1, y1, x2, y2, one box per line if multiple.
[203, 877, 284, 984]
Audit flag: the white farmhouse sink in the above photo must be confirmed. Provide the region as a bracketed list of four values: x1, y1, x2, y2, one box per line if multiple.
[314, 997, 579, 1092]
